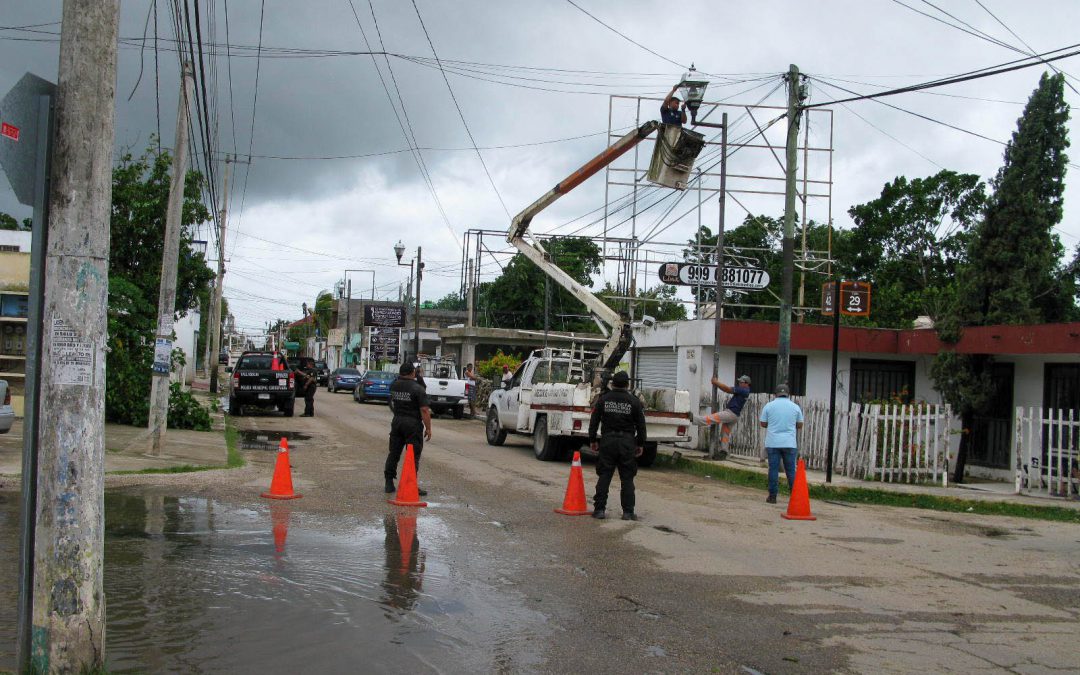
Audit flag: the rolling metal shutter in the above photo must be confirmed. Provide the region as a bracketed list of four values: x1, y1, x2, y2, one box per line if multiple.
[636, 348, 678, 389]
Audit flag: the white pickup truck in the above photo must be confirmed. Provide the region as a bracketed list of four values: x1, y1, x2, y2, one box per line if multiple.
[419, 357, 471, 419]
[485, 349, 692, 467]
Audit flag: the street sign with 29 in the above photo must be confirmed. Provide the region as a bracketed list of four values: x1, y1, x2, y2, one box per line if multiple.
[658, 262, 770, 290]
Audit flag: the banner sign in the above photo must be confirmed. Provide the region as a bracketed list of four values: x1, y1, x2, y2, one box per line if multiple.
[657, 262, 770, 290]
[363, 303, 406, 327]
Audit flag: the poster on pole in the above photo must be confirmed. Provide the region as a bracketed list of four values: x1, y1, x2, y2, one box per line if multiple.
[152, 338, 173, 375]
[50, 317, 94, 385]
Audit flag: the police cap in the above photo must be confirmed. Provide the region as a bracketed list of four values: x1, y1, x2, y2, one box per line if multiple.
[399, 362, 415, 376]
[611, 371, 630, 387]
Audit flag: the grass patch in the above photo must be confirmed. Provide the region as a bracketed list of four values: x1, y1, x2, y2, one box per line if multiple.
[654, 453, 1080, 524]
[109, 464, 218, 475]
[224, 416, 243, 468]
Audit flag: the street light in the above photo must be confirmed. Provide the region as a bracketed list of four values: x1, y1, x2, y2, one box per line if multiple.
[678, 66, 709, 125]
[343, 269, 376, 368]
[394, 240, 423, 363]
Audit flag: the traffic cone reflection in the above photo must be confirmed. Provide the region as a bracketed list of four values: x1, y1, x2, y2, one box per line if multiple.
[781, 458, 817, 521]
[261, 438, 302, 500]
[381, 512, 425, 611]
[555, 451, 592, 516]
[270, 501, 291, 554]
[389, 444, 428, 507]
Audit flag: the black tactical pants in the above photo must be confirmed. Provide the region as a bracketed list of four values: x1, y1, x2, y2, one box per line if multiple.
[303, 387, 315, 416]
[593, 433, 638, 513]
[386, 416, 424, 482]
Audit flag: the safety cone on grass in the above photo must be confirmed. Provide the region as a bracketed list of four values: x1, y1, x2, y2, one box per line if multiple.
[389, 444, 428, 507]
[261, 438, 302, 500]
[781, 458, 816, 521]
[555, 451, 592, 516]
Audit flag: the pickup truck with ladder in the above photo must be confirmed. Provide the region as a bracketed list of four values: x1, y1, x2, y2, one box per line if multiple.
[485, 119, 707, 467]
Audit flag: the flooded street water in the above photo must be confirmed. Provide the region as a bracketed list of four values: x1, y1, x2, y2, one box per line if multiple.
[0, 490, 548, 673]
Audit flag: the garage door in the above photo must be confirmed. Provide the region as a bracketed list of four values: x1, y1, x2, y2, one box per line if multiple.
[635, 348, 678, 389]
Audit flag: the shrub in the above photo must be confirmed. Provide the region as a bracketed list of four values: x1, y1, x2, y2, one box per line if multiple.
[168, 382, 212, 431]
[476, 350, 521, 382]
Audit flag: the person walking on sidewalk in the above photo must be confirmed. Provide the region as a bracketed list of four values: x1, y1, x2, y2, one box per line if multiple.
[694, 374, 752, 428]
[464, 363, 478, 417]
[759, 383, 804, 504]
[589, 371, 648, 521]
[385, 362, 433, 496]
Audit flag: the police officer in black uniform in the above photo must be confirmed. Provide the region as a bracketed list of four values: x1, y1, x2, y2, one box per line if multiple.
[385, 362, 433, 495]
[589, 370, 647, 521]
[295, 357, 317, 417]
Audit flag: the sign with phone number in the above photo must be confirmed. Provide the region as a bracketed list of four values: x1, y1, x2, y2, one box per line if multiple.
[657, 262, 770, 290]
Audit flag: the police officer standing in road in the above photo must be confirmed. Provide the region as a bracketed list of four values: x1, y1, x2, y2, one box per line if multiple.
[295, 357, 318, 417]
[589, 371, 648, 521]
[385, 362, 433, 495]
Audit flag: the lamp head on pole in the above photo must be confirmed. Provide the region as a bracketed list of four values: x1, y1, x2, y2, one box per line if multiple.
[393, 240, 405, 263]
[678, 65, 709, 124]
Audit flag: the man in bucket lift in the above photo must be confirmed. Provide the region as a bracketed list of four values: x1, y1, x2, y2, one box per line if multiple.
[662, 83, 687, 126]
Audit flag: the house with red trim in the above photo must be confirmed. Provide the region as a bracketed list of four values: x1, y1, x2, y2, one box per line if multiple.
[631, 318, 1080, 480]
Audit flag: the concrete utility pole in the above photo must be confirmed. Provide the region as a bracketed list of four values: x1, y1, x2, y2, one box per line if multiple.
[414, 246, 423, 360]
[709, 113, 728, 460]
[148, 62, 193, 455]
[776, 64, 803, 388]
[28, 1, 119, 671]
[208, 156, 231, 393]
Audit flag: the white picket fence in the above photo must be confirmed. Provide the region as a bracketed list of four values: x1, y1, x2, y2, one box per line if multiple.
[722, 395, 952, 485]
[1014, 406, 1080, 499]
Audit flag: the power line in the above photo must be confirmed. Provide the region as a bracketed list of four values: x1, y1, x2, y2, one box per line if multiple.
[564, 0, 687, 71]
[970, 0, 1080, 97]
[231, 0, 266, 253]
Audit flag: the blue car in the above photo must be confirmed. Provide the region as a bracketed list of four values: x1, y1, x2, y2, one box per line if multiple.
[327, 367, 361, 393]
[353, 370, 396, 404]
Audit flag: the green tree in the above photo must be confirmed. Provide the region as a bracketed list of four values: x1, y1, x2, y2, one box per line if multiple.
[313, 290, 334, 337]
[595, 282, 686, 322]
[839, 171, 985, 328]
[431, 291, 466, 311]
[106, 148, 214, 425]
[477, 236, 602, 331]
[932, 72, 1074, 482]
[0, 212, 31, 230]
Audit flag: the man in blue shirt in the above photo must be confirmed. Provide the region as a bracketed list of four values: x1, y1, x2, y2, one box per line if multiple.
[759, 384, 804, 503]
[694, 374, 751, 428]
[661, 83, 687, 126]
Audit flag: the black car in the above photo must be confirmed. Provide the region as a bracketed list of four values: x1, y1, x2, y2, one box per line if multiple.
[227, 351, 296, 416]
[314, 360, 330, 385]
[218, 350, 229, 365]
[327, 367, 362, 393]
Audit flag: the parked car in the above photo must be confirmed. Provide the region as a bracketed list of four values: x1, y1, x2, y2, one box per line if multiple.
[314, 360, 330, 385]
[418, 356, 470, 419]
[218, 350, 229, 365]
[0, 380, 14, 434]
[353, 370, 396, 404]
[227, 351, 296, 416]
[328, 367, 362, 393]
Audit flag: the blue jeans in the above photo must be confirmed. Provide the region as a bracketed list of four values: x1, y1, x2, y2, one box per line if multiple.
[766, 447, 797, 496]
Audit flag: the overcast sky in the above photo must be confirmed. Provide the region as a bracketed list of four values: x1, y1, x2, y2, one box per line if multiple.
[3, 0, 1079, 334]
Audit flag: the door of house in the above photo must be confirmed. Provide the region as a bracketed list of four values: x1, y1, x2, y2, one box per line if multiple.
[1042, 363, 1080, 458]
[968, 362, 1014, 469]
[635, 348, 678, 389]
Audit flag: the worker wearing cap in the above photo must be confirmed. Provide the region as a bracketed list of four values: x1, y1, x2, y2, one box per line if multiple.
[759, 383, 804, 503]
[385, 362, 432, 496]
[589, 371, 648, 521]
[661, 83, 687, 126]
[694, 374, 753, 428]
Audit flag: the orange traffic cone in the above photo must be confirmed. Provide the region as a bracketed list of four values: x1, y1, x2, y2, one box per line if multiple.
[261, 438, 302, 500]
[389, 444, 428, 507]
[781, 458, 816, 521]
[555, 451, 592, 516]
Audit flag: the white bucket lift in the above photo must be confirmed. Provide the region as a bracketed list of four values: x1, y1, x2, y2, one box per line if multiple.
[647, 124, 706, 190]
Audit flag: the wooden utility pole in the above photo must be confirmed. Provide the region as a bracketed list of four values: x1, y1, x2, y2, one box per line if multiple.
[28, 1, 118, 671]
[776, 64, 803, 388]
[208, 156, 231, 393]
[148, 63, 193, 455]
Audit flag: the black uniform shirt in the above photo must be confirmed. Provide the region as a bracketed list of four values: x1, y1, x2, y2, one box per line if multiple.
[589, 388, 648, 447]
[390, 377, 429, 420]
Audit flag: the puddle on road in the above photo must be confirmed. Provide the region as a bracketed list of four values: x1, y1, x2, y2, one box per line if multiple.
[238, 430, 312, 451]
[0, 492, 546, 673]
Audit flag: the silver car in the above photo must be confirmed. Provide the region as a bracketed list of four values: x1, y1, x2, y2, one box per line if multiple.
[0, 379, 14, 434]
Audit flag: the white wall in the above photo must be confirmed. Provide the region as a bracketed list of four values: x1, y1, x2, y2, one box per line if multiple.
[0, 230, 32, 250]
[173, 309, 200, 385]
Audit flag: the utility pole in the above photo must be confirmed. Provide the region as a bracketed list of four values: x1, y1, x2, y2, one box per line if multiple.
[709, 113, 728, 459]
[207, 156, 231, 393]
[28, 1, 118, 671]
[345, 279, 352, 365]
[776, 64, 804, 389]
[148, 62, 193, 455]
[414, 246, 422, 360]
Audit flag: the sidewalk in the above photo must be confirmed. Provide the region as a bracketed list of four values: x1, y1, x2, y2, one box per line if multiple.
[0, 418, 229, 478]
[659, 445, 1080, 511]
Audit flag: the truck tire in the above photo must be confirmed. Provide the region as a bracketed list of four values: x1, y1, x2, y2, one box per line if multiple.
[229, 397, 242, 416]
[486, 407, 507, 446]
[532, 416, 561, 462]
[282, 397, 295, 417]
[354, 388, 366, 404]
[638, 441, 658, 468]
[452, 405, 464, 419]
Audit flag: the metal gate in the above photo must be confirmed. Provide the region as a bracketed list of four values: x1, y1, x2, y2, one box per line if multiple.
[635, 348, 678, 390]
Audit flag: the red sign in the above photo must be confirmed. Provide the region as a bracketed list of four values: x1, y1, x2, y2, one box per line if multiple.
[1, 122, 19, 141]
[822, 281, 872, 317]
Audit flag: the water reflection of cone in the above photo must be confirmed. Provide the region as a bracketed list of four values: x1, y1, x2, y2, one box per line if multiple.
[781, 458, 817, 521]
[389, 444, 427, 507]
[261, 438, 302, 500]
[555, 451, 592, 515]
[270, 501, 291, 554]
[396, 511, 417, 575]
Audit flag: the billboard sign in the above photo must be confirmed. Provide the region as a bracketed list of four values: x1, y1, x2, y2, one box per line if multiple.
[657, 262, 770, 290]
[363, 303, 406, 327]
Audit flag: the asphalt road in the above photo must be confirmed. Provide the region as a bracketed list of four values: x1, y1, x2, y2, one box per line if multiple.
[4, 389, 1079, 673]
